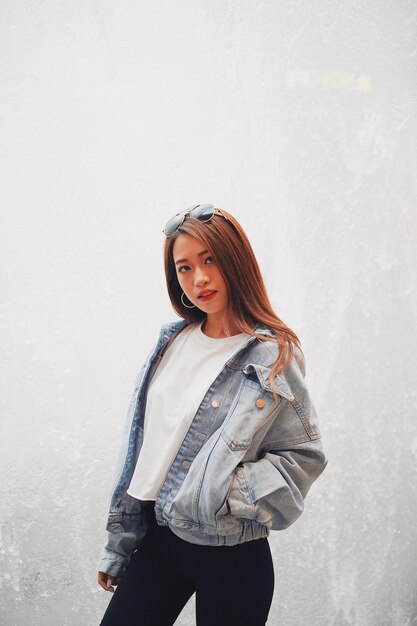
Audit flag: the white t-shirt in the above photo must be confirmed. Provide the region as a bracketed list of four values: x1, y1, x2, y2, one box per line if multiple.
[126, 320, 250, 501]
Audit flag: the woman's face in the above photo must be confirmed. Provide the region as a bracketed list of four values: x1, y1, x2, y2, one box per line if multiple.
[172, 233, 229, 316]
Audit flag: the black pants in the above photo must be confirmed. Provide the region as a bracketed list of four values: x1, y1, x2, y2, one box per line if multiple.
[100, 502, 275, 626]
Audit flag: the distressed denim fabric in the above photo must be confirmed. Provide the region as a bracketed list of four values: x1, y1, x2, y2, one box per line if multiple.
[97, 319, 328, 578]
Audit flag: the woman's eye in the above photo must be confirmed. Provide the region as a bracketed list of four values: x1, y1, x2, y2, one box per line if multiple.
[178, 257, 214, 273]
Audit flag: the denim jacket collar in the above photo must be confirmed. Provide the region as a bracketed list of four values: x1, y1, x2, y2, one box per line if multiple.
[158, 318, 293, 401]
[160, 318, 274, 337]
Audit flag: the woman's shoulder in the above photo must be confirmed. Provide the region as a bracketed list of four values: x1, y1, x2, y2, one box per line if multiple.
[160, 318, 189, 334]
[251, 332, 306, 377]
[156, 318, 197, 353]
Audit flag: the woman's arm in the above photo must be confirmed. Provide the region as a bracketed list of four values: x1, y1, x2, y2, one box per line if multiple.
[227, 348, 328, 530]
[97, 526, 143, 580]
[227, 437, 327, 529]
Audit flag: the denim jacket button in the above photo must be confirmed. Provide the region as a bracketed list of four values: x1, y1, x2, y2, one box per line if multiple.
[211, 399, 220, 407]
[182, 460, 191, 469]
[255, 398, 265, 408]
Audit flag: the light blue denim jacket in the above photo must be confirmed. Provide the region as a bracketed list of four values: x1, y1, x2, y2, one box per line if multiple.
[97, 318, 328, 578]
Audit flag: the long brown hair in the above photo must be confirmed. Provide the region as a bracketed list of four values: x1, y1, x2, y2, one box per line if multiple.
[163, 208, 303, 400]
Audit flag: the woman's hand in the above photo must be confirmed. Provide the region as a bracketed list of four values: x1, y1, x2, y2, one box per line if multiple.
[97, 571, 120, 592]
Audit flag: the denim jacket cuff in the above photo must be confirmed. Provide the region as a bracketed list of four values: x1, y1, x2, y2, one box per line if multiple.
[227, 466, 255, 520]
[97, 546, 131, 578]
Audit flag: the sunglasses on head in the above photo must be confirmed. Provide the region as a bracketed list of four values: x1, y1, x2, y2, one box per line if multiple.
[162, 203, 227, 237]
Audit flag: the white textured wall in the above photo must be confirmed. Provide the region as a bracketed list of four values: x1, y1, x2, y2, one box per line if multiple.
[1, 2, 416, 625]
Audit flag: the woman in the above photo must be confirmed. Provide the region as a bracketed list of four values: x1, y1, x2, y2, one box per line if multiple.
[97, 204, 328, 626]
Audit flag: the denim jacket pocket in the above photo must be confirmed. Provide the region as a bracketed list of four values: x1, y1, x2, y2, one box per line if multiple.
[214, 462, 244, 535]
[221, 378, 283, 452]
[166, 428, 247, 533]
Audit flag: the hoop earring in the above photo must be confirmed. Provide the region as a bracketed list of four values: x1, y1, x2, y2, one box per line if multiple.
[181, 292, 196, 308]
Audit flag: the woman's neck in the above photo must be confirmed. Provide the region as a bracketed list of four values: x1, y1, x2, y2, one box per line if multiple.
[201, 317, 242, 339]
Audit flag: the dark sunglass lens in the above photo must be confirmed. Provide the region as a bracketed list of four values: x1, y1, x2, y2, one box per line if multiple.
[164, 214, 184, 236]
[191, 203, 215, 221]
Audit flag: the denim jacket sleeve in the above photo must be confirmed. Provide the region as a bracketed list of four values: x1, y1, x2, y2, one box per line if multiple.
[97, 524, 145, 578]
[97, 342, 160, 579]
[97, 496, 154, 578]
[227, 440, 327, 529]
[227, 350, 328, 529]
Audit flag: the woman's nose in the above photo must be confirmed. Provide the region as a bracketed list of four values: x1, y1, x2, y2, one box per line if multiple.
[194, 270, 209, 285]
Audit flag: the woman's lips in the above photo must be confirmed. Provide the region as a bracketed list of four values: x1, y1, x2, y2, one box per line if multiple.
[198, 291, 217, 301]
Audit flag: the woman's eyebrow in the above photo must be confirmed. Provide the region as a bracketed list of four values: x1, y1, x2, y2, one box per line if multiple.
[175, 249, 209, 265]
